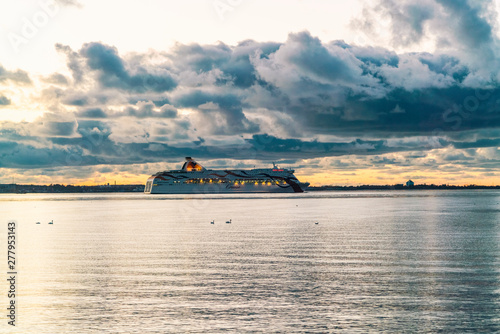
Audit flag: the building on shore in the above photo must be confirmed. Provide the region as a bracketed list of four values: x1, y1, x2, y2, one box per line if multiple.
[406, 180, 415, 188]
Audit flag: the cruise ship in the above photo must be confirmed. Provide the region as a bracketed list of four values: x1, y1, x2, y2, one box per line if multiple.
[144, 157, 310, 194]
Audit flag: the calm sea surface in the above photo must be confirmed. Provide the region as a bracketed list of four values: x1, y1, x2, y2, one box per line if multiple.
[1, 190, 499, 333]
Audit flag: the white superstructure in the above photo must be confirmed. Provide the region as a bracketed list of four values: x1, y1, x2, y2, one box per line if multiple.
[144, 157, 309, 194]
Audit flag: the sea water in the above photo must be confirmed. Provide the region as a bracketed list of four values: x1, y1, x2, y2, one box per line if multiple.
[0, 190, 499, 333]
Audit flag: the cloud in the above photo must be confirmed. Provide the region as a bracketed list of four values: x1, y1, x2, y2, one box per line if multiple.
[353, 0, 436, 47]
[62, 94, 88, 106]
[80, 42, 177, 93]
[77, 108, 107, 118]
[0, 65, 31, 85]
[1, 19, 499, 184]
[283, 32, 367, 85]
[435, 0, 494, 50]
[75, 102, 178, 119]
[40, 121, 77, 137]
[124, 101, 178, 118]
[251, 32, 378, 106]
[55, 44, 84, 83]
[47, 31, 498, 139]
[0, 95, 11, 105]
[168, 39, 280, 88]
[42, 73, 69, 85]
[376, 54, 456, 90]
[174, 90, 259, 134]
[354, 0, 499, 73]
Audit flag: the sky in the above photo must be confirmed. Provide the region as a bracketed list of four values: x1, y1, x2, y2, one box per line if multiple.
[0, 0, 500, 186]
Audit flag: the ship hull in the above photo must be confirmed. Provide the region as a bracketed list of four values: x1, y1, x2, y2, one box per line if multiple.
[147, 182, 307, 194]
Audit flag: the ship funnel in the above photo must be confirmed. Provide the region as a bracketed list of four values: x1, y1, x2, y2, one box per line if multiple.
[181, 157, 205, 171]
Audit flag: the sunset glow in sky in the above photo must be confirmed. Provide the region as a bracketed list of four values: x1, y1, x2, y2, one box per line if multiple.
[1, 0, 500, 186]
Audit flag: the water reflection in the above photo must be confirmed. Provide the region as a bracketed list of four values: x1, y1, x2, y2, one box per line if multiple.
[0, 190, 499, 333]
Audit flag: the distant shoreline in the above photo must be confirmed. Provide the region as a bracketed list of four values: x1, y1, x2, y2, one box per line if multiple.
[308, 185, 500, 191]
[0, 183, 499, 193]
[0, 184, 144, 194]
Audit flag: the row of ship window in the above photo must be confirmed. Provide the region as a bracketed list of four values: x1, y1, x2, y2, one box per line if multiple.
[157, 179, 286, 185]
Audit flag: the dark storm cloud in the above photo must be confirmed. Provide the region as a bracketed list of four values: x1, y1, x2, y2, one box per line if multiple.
[0, 142, 102, 168]
[247, 32, 500, 137]
[77, 108, 107, 118]
[241, 134, 500, 160]
[4, 3, 500, 175]
[169, 42, 231, 72]
[442, 152, 474, 161]
[304, 86, 500, 135]
[0, 123, 498, 169]
[42, 121, 77, 137]
[50, 31, 500, 140]
[75, 103, 178, 119]
[452, 138, 500, 149]
[169, 39, 280, 88]
[176, 90, 241, 112]
[244, 134, 397, 159]
[80, 42, 177, 93]
[283, 32, 365, 84]
[416, 54, 469, 82]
